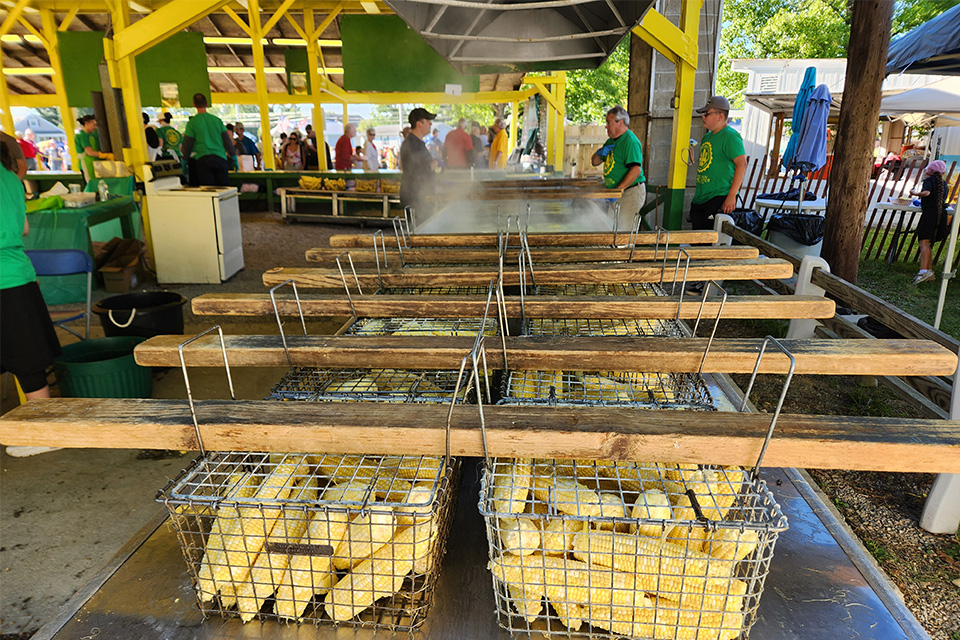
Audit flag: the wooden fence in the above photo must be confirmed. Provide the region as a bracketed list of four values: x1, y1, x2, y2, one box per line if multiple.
[736, 156, 960, 270]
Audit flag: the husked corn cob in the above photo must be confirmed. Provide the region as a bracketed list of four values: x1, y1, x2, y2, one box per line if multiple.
[533, 474, 603, 517]
[630, 489, 673, 537]
[595, 461, 668, 493]
[491, 458, 533, 514]
[578, 373, 638, 401]
[196, 471, 261, 602]
[552, 599, 586, 630]
[333, 508, 396, 570]
[511, 371, 563, 399]
[209, 459, 311, 601]
[235, 484, 319, 622]
[539, 517, 586, 556]
[594, 492, 628, 527]
[395, 455, 443, 481]
[589, 602, 744, 640]
[507, 581, 544, 622]
[488, 553, 652, 610]
[396, 483, 434, 525]
[659, 577, 748, 614]
[274, 482, 369, 621]
[324, 376, 379, 397]
[498, 517, 541, 556]
[702, 528, 761, 576]
[323, 525, 431, 621]
[317, 455, 380, 482]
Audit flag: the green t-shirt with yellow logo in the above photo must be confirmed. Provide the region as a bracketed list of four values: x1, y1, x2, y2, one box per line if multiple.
[693, 125, 745, 204]
[184, 112, 227, 160]
[601, 129, 644, 189]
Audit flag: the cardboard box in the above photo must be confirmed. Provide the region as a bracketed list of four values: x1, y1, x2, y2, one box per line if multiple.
[97, 237, 145, 293]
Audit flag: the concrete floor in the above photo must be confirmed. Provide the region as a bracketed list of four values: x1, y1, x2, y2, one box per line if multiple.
[0, 210, 363, 637]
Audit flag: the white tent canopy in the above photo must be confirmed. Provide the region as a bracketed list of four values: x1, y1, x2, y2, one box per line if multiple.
[879, 77, 960, 126]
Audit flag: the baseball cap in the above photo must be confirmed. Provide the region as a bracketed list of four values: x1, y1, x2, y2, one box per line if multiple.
[408, 107, 437, 126]
[695, 95, 731, 113]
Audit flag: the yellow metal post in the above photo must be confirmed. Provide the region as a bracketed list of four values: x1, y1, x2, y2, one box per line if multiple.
[509, 99, 518, 160]
[247, 0, 275, 170]
[0, 49, 15, 135]
[554, 71, 566, 173]
[545, 99, 555, 170]
[39, 9, 78, 173]
[304, 9, 328, 170]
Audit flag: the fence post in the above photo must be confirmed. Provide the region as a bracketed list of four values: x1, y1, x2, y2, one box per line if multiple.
[920, 359, 960, 534]
[785, 255, 830, 339]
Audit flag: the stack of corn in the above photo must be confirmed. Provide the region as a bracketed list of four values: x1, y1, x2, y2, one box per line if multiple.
[356, 179, 379, 192]
[168, 453, 454, 626]
[298, 175, 325, 191]
[381, 179, 401, 194]
[506, 370, 678, 405]
[317, 369, 451, 403]
[323, 177, 347, 191]
[483, 458, 772, 640]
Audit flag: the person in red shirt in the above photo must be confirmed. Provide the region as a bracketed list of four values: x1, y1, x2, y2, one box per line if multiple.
[334, 124, 361, 170]
[442, 118, 474, 169]
[17, 129, 40, 171]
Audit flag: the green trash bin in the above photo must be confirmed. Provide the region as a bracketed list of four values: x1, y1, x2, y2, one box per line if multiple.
[54, 336, 153, 398]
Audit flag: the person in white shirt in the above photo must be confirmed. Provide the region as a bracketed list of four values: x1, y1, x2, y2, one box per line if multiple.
[363, 128, 379, 171]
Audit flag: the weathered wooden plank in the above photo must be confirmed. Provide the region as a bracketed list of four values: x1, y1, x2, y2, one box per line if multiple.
[191, 293, 836, 320]
[3, 399, 959, 473]
[134, 335, 958, 376]
[328, 230, 719, 248]
[305, 245, 760, 265]
[262, 259, 795, 289]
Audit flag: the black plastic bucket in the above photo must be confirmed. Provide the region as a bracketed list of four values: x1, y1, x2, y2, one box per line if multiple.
[93, 291, 187, 338]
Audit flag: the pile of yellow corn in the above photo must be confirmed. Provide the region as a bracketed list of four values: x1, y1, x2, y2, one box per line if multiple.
[381, 180, 401, 194]
[356, 179, 379, 192]
[323, 177, 347, 191]
[180, 453, 451, 625]
[507, 370, 676, 404]
[297, 175, 324, 191]
[484, 458, 760, 640]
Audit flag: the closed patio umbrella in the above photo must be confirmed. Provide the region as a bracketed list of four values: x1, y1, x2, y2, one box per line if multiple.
[787, 83, 831, 214]
[781, 66, 817, 172]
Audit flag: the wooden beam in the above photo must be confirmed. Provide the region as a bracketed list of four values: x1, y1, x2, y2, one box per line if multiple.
[305, 245, 761, 265]
[191, 293, 836, 320]
[3, 399, 959, 474]
[261, 259, 795, 289]
[133, 335, 958, 377]
[328, 230, 719, 248]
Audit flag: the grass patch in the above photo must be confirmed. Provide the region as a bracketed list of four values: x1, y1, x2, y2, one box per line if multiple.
[864, 539, 895, 563]
[855, 256, 959, 340]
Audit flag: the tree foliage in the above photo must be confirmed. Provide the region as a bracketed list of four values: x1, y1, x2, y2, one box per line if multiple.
[717, 0, 960, 107]
[563, 39, 629, 124]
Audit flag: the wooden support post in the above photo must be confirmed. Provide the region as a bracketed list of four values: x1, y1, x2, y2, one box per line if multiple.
[769, 114, 784, 177]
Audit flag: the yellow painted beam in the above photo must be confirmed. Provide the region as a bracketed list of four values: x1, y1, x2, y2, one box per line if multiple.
[16, 16, 48, 48]
[40, 9, 78, 174]
[0, 50, 16, 135]
[0, 0, 29, 39]
[304, 9, 328, 170]
[210, 89, 531, 106]
[530, 79, 561, 113]
[59, 5, 80, 31]
[261, 0, 297, 34]
[664, 0, 702, 193]
[311, 2, 343, 40]
[545, 93, 555, 167]
[7, 94, 59, 108]
[509, 99, 518, 159]
[222, 5, 253, 38]
[632, 9, 699, 67]
[555, 70, 565, 171]
[114, 0, 233, 59]
[248, 0, 275, 170]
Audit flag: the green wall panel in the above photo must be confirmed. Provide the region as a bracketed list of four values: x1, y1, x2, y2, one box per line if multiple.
[284, 48, 311, 95]
[340, 15, 479, 93]
[136, 32, 210, 107]
[57, 31, 105, 109]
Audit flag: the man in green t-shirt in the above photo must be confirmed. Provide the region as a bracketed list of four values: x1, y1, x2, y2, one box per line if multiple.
[181, 93, 235, 186]
[591, 105, 646, 223]
[690, 95, 747, 230]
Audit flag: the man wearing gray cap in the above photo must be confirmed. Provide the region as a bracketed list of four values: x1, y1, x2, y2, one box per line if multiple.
[689, 95, 746, 230]
[400, 107, 439, 215]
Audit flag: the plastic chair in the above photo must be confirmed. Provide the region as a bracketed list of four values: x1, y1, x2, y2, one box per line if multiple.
[25, 249, 93, 340]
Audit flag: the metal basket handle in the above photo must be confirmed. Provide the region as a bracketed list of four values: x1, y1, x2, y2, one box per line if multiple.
[371, 229, 387, 270]
[268, 279, 308, 370]
[627, 210, 643, 260]
[446, 337, 490, 467]
[691, 281, 728, 375]
[669, 246, 692, 297]
[739, 336, 797, 480]
[517, 217, 536, 288]
[391, 218, 407, 267]
[525, 202, 531, 235]
[335, 252, 364, 318]
[611, 200, 623, 247]
[178, 325, 235, 456]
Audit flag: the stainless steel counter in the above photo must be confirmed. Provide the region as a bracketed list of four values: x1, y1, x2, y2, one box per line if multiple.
[35, 459, 926, 640]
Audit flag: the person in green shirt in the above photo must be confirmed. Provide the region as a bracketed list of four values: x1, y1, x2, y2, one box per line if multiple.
[0, 142, 62, 423]
[690, 95, 747, 230]
[74, 115, 112, 183]
[157, 111, 183, 160]
[181, 93, 235, 186]
[591, 105, 646, 224]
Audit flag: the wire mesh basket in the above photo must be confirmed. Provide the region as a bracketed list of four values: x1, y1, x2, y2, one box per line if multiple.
[524, 318, 684, 338]
[499, 370, 714, 410]
[158, 451, 460, 630]
[346, 316, 499, 337]
[478, 458, 788, 640]
[382, 286, 492, 295]
[535, 283, 665, 297]
[266, 368, 475, 404]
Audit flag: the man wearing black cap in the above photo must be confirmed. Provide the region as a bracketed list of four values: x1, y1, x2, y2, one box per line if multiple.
[399, 107, 438, 216]
[690, 95, 746, 230]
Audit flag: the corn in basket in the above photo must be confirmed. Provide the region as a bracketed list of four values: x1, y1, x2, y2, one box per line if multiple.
[157, 451, 459, 630]
[479, 458, 787, 640]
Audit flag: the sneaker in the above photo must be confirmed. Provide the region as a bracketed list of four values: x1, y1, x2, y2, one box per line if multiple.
[5, 446, 62, 458]
[912, 270, 935, 285]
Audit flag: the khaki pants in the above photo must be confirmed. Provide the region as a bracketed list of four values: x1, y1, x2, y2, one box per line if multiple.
[611, 182, 646, 227]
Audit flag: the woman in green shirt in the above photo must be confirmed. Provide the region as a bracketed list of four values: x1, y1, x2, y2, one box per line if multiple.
[74, 115, 112, 183]
[0, 142, 61, 407]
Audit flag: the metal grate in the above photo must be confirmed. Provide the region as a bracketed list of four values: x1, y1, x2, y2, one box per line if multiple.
[479, 458, 788, 640]
[266, 368, 473, 404]
[525, 317, 684, 338]
[500, 370, 714, 410]
[383, 286, 491, 295]
[158, 452, 460, 630]
[536, 283, 665, 296]
[347, 316, 499, 336]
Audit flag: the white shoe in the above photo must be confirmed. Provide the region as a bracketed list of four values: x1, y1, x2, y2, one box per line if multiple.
[5, 446, 62, 457]
[912, 270, 935, 285]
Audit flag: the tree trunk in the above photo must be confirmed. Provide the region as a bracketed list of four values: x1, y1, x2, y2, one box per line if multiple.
[821, 0, 894, 283]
